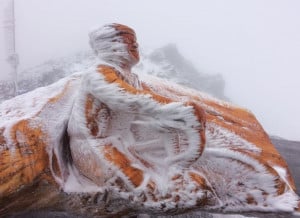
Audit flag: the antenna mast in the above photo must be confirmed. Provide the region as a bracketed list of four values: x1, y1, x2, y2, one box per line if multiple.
[4, 0, 18, 96]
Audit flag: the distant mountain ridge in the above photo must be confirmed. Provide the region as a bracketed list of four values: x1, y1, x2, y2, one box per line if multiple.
[137, 44, 227, 100]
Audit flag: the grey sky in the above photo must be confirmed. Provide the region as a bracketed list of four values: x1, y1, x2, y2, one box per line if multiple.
[1, 0, 300, 140]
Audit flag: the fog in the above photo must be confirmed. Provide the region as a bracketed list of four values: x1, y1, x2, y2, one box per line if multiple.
[1, 0, 300, 140]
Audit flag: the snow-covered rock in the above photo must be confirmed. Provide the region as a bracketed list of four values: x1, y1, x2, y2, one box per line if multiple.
[0, 66, 299, 213]
[0, 23, 299, 215]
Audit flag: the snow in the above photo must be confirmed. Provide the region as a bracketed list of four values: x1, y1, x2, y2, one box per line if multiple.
[0, 24, 299, 214]
[65, 64, 299, 212]
[89, 24, 133, 70]
[1, 63, 299, 213]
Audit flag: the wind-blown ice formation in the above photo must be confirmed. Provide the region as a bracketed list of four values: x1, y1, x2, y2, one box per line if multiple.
[0, 23, 299, 214]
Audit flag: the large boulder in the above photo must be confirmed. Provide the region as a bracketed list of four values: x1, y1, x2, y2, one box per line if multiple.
[0, 68, 299, 215]
[0, 21, 299, 216]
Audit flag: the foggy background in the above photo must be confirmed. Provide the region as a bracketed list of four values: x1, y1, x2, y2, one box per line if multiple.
[0, 0, 299, 141]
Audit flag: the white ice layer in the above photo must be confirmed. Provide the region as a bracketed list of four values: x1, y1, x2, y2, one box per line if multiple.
[0, 64, 299, 213]
[67, 66, 298, 212]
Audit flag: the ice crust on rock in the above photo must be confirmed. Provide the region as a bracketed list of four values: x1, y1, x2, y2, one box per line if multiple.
[0, 24, 299, 214]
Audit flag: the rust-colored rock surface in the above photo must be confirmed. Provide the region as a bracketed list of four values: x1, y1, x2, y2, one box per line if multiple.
[0, 120, 48, 197]
[0, 76, 80, 199]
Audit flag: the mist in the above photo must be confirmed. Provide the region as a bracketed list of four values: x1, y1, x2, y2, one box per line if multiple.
[0, 0, 299, 140]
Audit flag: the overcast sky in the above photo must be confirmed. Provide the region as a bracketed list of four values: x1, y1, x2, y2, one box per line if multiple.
[0, 0, 300, 140]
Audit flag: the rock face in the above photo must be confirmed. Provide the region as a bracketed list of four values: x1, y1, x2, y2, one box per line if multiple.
[0, 23, 299, 216]
[0, 75, 81, 198]
[0, 69, 299, 215]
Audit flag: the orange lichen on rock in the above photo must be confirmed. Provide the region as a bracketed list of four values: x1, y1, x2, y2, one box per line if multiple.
[103, 145, 144, 187]
[203, 101, 295, 192]
[0, 128, 6, 145]
[85, 94, 101, 137]
[186, 101, 206, 157]
[203, 98, 289, 170]
[189, 172, 207, 189]
[0, 77, 78, 198]
[98, 65, 172, 104]
[97, 65, 207, 165]
[246, 194, 258, 205]
[0, 120, 48, 197]
[47, 80, 74, 104]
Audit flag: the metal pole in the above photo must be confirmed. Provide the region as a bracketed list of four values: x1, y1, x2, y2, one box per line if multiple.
[4, 0, 19, 96]
[11, 0, 18, 96]
[0, 0, 19, 100]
